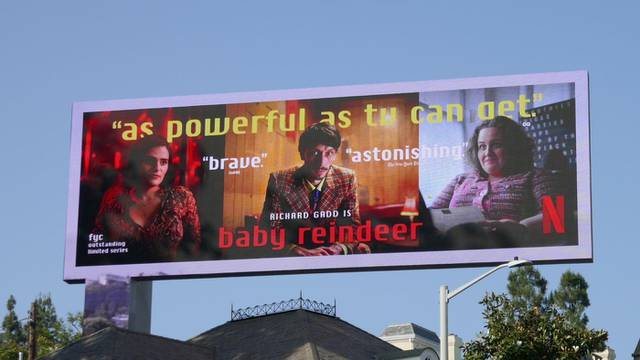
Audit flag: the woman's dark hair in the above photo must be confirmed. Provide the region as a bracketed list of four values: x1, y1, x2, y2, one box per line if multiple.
[123, 135, 174, 187]
[465, 116, 534, 176]
[298, 122, 341, 156]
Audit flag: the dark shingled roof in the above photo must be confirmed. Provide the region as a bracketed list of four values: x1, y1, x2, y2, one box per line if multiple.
[375, 348, 428, 360]
[189, 309, 399, 360]
[39, 326, 214, 360]
[634, 338, 640, 359]
[381, 323, 440, 344]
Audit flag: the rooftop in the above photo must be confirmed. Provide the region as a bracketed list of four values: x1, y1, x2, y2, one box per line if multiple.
[381, 322, 440, 343]
[40, 326, 214, 360]
[190, 309, 399, 360]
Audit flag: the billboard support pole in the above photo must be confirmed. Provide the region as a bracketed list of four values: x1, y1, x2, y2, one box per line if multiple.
[128, 279, 152, 333]
[83, 275, 152, 335]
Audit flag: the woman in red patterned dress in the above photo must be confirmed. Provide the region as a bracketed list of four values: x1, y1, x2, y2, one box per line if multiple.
[94, 135, 201, 263]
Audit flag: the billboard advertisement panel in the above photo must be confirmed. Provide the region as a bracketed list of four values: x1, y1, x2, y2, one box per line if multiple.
[64, 71, 591, 282]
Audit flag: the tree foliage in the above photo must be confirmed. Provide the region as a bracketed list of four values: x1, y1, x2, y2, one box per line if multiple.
[550, 271, 590, 328]
[462, 293, 607, 360]
[463, 267, 607, 359]
[2, 296, 26, 344]
[508, 266, 591, 329]
[507, 264, 547, 310]
[0, 294, 82, 360]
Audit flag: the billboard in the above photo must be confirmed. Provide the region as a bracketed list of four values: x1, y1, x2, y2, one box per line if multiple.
[64, 71, 591, 282]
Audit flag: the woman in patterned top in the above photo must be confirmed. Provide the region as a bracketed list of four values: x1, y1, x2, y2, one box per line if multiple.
[94, 135, 201, 263]
[431, 116, 562, 229]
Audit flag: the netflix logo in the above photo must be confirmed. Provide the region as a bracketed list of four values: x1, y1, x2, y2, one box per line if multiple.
[542, 195, 565, 234]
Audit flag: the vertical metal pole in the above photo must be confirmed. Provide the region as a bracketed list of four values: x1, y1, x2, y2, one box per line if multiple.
[128, 279, 152, 333]
[440, 285, 448, 360]
[28, 302, 36, 360]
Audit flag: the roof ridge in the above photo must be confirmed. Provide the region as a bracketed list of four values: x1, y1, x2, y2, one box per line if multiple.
[108, 326, 210, 348]
[183, 308, 399, 359]
[319, 313, 401, 351]
[38, 326, 114, 359]
[301, 310, 322, 360]
[381, 322, 440, 343]
[39, 326, 215, 360]
[409, 322, 438, 334]
[386, 322, 412, 327]
[89, 326, 213, 352]
[188, 308, 338, 342]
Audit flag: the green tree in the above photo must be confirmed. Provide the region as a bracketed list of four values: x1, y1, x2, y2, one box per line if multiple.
[57, 312, 83, 346]
[2, 295, 26, 344]
[0, 340, 24, 360]
[462, 293, 607, 360]
[465, 267, 606, 359]
[1, 295, 27, 360]
[0, 294, 82, 360]
[507, 264, 548, 310]
[549, 271, 590, 328]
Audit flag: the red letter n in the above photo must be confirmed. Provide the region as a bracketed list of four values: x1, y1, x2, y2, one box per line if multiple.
[542, 195, 565, 234]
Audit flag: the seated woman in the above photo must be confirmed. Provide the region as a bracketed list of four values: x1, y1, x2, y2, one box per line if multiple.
[94, 135, 201, 263]
[430, 116, 563, 244]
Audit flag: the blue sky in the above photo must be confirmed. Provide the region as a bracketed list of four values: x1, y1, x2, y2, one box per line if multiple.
[1, 0, 638, 355]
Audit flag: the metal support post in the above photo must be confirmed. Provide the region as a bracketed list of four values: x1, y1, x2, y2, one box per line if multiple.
[440, 285, 448, 360]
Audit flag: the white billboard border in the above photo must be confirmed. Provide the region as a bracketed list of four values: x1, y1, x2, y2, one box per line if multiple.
[64, 71, 591, 282]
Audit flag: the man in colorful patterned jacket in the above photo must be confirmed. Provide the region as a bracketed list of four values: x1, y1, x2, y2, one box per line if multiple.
[260, 122, 369, 256]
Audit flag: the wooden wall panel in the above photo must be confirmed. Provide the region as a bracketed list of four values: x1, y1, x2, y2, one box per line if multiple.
[313, 94, 420, 207]
[223, 102, 299, 228]
[221, 94, 419, 228]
